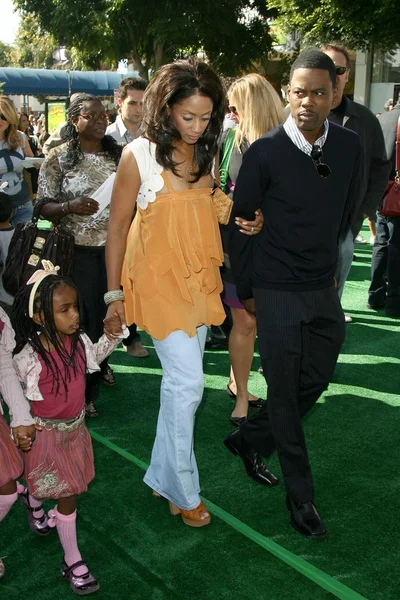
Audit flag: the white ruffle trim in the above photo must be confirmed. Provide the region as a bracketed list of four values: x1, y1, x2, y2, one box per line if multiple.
[136, 165, 164, 209]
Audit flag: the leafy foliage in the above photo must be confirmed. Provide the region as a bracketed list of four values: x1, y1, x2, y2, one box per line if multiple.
[10, 14, 56, 69]
[13, 0, 275, 78]
[0, 42, 13, 67]
[272, 0, 400, 51]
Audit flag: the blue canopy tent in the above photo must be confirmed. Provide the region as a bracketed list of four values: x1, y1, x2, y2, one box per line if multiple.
[0, 67, 123, 96]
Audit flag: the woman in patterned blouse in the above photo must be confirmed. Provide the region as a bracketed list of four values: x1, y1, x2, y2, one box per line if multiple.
[37, 93, 122, 417]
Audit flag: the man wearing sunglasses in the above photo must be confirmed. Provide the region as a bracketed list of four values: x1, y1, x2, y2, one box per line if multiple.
[224, 49, 361, 538]
[320, 44, 390, 320]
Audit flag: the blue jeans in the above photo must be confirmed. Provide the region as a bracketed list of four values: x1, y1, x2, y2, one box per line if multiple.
[335, 226, 354, 300]
[11, 200, 33, 227]
[143, 326, 207, 510]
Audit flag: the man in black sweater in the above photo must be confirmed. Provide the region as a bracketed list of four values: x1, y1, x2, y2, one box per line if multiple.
[224, 49, 361, 538]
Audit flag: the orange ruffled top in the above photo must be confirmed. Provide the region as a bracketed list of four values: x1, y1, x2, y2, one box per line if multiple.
[121, 173, 226, 341]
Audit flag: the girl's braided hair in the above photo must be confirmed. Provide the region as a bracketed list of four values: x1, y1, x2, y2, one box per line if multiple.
[11, 276, 86, 398]
[61, 93, 122, 170]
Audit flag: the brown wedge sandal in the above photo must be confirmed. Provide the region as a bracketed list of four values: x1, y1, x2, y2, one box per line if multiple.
[152, 491, 211, 527]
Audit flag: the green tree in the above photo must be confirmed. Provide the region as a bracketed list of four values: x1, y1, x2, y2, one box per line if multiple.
[271, 0, 400, 51]
[13, 0, 275, 78]
[10, 13, 56, 68]
[0, 42, 13, 67]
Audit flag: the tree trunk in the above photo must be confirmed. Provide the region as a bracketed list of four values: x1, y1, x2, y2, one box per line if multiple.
[154, 40, 164, 71]
[131, 53, 149, 81]
[122, 16, 149, 80]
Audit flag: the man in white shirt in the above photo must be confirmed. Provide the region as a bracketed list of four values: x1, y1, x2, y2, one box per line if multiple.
[106, 76, 149, 358]
[106, 77, 147, 145]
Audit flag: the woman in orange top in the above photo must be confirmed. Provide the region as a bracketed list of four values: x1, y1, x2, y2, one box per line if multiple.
[104, 60, 262, 527]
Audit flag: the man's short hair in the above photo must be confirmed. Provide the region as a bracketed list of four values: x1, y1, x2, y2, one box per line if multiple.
[119, 77, 148, 101]
[0, 193, 13, 223]
[320, 43, 351, 71]
[290, 49, 337, 88]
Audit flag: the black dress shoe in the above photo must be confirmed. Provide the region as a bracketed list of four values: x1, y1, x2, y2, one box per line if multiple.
[385, 309, 400, 318]
[367, 302, 385, 310]
[227, 386, 267, 410]
[229, 416, 247, 427]
[223, 429, 279, 487]
[286, 496, 326, 538]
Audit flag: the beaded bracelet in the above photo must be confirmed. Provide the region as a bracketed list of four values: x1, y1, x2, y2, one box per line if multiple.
[104, 290, 125, 305]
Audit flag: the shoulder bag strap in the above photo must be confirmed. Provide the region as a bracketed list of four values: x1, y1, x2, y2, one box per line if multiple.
[395, 117, 400, 179]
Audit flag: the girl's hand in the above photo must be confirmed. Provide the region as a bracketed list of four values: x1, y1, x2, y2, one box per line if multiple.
[68, 197, 100, 216]
[235, 209, 264, 235]
[12, 424, 42, 451]
[104, 301, 126, 340]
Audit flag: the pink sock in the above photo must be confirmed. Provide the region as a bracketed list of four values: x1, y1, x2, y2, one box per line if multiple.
[0, 492, 18, 522]
[55, 507, 88, 577]
[28, 493, 44, 519]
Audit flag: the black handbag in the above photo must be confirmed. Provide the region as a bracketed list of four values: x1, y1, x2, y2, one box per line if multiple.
[3, 199, 74, 297]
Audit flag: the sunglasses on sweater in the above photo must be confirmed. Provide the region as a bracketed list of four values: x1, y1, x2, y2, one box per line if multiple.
[311, 145, 331, 178]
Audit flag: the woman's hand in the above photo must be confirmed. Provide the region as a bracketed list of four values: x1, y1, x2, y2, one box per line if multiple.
[103, 301, 126, 340]
[235, 209, 264, 236]
[243, 298, 256, 316]
[68, 197, 99, 216]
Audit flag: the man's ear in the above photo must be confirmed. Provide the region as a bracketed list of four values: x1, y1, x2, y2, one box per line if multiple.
[117, 98, 123, 108]
[286, 85, 291, 101]
[332, 83, 339, 102]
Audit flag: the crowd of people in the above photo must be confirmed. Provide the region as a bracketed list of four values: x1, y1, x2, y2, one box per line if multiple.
[0, 44, 398, 596]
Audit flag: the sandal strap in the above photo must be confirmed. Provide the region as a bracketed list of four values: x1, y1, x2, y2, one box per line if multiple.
[63, 560, 87, 578]
[22, 490, 43, 513]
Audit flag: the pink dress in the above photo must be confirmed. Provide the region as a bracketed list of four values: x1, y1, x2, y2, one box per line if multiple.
[0, 318, 24, 488]
[22, 341, 94, 500]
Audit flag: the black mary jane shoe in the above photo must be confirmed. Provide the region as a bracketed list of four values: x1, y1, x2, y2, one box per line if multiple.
[227, 386, 266, 410]
[285, 495, 326, 538]
[229, 416, 247, 427]
[223, 428, 279, 487]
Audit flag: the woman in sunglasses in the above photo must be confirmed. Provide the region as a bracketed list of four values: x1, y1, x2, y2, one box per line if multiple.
[36, 93, 122, 417]
[0, 97, 36, 226]
[220, 74, 284, 426]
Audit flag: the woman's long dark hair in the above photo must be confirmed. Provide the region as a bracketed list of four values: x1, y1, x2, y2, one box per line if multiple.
[11, 276, 86, 399]
[61, 93, 122, 170]
[142, 59, 226, 182]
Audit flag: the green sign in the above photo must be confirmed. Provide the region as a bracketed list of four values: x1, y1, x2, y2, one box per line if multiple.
[47, 102, 66, 133]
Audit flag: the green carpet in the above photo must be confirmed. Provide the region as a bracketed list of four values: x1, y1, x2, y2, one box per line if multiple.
[2, 227, 399, 599]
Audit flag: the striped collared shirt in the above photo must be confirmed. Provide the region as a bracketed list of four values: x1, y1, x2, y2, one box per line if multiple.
[283, 114, 329, 156]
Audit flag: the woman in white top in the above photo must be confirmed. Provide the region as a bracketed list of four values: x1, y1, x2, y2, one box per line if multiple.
[104, 60, 262, 527]
[0, 97, 35, 226]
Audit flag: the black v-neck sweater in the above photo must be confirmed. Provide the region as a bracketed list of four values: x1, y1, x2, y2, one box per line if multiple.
[229, 122, 361, 300]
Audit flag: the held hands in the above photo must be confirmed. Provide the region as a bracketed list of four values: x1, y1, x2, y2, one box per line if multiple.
[103, 301, 127, 341]
[235, 209, 264, 236]
[12, 424, 42, 452]
[68, 197, 100, 216]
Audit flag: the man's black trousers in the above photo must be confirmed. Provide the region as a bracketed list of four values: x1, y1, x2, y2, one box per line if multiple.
[240, 286, 345, 504]
[368, 214, 400, 312]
